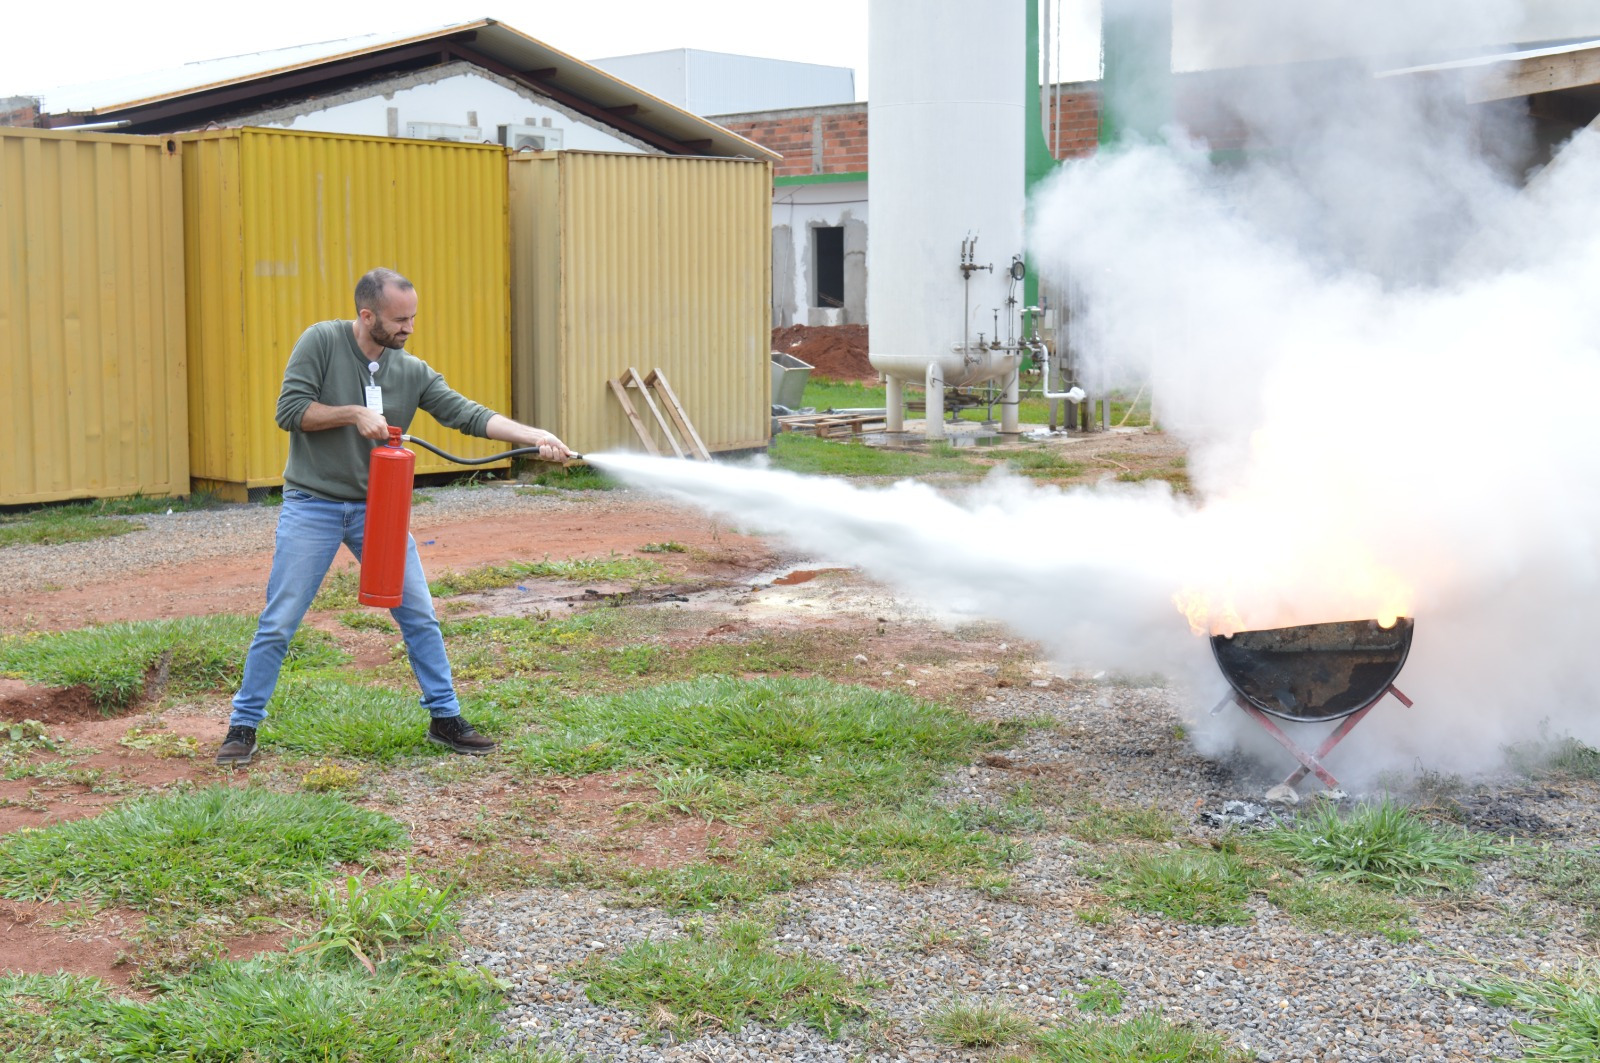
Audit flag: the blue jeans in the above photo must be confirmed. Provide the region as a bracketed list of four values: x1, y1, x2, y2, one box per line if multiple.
[230, 489, 461, 728]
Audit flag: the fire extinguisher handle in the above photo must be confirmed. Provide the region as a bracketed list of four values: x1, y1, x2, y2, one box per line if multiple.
[400, 434, 582, 464]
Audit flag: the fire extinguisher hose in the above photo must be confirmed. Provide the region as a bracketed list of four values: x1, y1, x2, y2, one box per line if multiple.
[400, 434, 583, 465]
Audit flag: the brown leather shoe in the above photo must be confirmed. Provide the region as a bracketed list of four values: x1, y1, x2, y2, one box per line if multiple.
[216, 725, 258, 766]
[426, 716, 495, 755]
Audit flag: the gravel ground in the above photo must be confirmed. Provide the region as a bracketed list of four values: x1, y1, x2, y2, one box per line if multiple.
[0, 484, 621, 595]
[461, 682, 1599, 1062]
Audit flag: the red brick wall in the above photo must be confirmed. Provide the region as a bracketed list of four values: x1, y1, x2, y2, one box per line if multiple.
[717, 84, 1251, 176]
[0, 97, 40, 128]
[718, 106, 870, 177]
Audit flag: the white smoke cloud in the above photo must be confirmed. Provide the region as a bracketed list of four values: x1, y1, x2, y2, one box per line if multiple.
[596, 1, 1600, 785]
[1029, 2, 1600, 775]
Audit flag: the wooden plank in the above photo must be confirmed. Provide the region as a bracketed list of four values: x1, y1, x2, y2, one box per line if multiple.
[1468, 47, 1600, 103]
[644, 368, 712, 460]
[626, 367, 684, 458]
[608, 375, 661, 456]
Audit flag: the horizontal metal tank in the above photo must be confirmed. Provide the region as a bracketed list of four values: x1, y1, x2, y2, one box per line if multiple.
[868, 0, 1027, 438]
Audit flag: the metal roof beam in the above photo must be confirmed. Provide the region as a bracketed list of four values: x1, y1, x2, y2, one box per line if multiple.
[443, 44, 696, 154]
[52, 40, 457, 129]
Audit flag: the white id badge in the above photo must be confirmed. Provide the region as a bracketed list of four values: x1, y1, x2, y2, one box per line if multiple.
[364, 385, 384, 415]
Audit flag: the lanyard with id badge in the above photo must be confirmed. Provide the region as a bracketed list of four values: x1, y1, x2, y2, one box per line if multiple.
[364, 359, 384, 417]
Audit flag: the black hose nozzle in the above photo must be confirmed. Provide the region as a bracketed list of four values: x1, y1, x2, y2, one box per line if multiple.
[400, 434, 582, 465]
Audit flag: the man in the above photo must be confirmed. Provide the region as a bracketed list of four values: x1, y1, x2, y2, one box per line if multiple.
[216, 267, 572, 766]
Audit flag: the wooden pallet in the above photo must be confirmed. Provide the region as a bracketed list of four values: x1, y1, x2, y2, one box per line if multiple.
[776, 412, 887, 439]
[608, 367, 711, 460]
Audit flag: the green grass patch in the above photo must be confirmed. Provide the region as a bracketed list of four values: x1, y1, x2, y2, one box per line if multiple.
[509, 676, 1010, 805]
[767, 433, 982, 478]
[799, 377, 1152, 429]
[638, 540, 687, 553]
[0, 785, 405, 911]
[0, 948, 511, 1062]
[1252, 799, 1502, 893]
[311, 567, 360, 610]
[339, 609, 397, 633]
[1000, 448, 1087, 480]
[1065, 798, 1182, 843]
[1089, 849, 1258, 926]
[516, 463, 619, 490]
[1266, 879, 1417, 941]
[1460, 963, 1600, 1063]
[429, 553, 666, 597]
[771, 803, 1030, 885]
[0, 493, 224, 549]
[1029, 1012, 1250, 1061]
[267, 675, 513, 761]
[926, 999, 1038, 1047]
[1505, 728, 1600, 781]
[0, 615, 344, 709]
[575, 915, 876, 1040]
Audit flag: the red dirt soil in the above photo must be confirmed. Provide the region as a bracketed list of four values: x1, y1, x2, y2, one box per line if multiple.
[0, 496, 783, 987]
[772, 324, 876, 382]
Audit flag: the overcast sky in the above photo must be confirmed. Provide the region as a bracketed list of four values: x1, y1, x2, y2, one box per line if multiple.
[0, 1, 1110, 102]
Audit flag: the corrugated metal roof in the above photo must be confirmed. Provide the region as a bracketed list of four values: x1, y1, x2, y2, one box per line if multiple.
[33, 18, 777, 161]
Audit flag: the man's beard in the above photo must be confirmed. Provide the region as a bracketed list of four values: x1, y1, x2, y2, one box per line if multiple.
[370, 323, 408, 349]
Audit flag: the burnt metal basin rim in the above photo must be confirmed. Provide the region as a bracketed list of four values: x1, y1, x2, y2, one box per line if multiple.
[1211, 617, 1414, 722]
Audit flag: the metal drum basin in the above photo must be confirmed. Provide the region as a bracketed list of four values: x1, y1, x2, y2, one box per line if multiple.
[1211, 618, 1414, 722]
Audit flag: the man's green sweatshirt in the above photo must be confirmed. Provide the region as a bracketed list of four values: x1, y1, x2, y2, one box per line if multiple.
[275, 320, 495, 501]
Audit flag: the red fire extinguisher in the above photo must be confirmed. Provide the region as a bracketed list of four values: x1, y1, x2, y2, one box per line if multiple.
[359, 426, 414, 608]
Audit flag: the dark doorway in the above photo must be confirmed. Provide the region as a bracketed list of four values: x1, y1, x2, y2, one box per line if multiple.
[813, 226, 844, 308]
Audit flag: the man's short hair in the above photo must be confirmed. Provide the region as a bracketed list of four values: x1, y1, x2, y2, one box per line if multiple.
[354, 268, 414, 314]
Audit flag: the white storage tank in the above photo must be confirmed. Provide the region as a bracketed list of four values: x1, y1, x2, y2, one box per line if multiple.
[867, 0, 1027, 437]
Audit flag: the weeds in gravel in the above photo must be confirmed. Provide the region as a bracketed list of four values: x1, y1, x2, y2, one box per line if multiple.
[1064, 798, 1182, 843]
[1253, 799, 1502, 893]
[1073, 976, 1125, 1015]
[926, 998, 1038, 1047]
[1505, 726, 1600, 781]
[0, 615, 343, 709]
[1026, 1012, 1251, 1062]
[574, 915, 877, 1040]
[1089, 849, 1258, 925]
[1513, 846, 1600, 931]
[429, 554, 666, 597]
[1460, 963, 1600, 1062]
[1266, 879, 1418, 941]
[0, 785, 405, 911]
[291, 869, 456, 972]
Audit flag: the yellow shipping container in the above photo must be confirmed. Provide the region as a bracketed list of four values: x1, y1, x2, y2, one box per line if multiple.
[509, 151, 771, 455]
[0, 128, 188, 504]
[179, 127, 511, 500]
